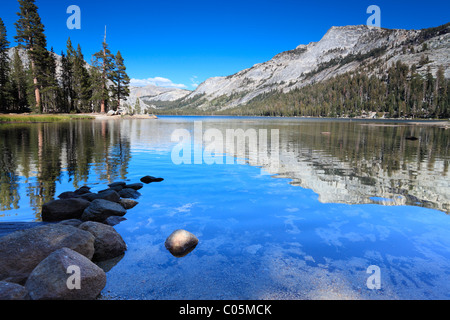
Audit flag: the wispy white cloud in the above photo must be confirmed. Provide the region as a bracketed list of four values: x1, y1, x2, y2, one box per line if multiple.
[190, 75, 199, 89]
[130, 77, 188, 89]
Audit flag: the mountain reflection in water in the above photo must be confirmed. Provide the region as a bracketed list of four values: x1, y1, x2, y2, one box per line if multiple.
[0, 117, 448, 222]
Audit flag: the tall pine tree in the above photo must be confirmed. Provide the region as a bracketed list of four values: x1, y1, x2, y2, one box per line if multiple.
[14, 0, 48, 113]
[0, 18, 10, 112]
[110, 51, 130, 111]
[10, 48, 28, 112]
[73, 44, 91, 112]
[93, 27, 114, 113]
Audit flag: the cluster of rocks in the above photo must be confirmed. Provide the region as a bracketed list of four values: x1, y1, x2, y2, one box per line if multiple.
[0, 175, 164, 300]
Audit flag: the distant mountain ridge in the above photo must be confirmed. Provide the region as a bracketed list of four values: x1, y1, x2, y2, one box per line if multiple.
[150, 23, 449, 113]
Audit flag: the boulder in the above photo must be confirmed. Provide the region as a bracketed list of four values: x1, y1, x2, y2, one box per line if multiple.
[108, 182, 127, 188]
[140, 176, 164, 184]
[74, 186, 91, 195]
[0, 224, 95, 284]
[57, 191, 80, 199]
[81, 199, 127, 222]
[80, 189, 121, 203]
[0, 281, 30, 300]
[119, 199, 139, 210]
[106, 110, 115, 116]
[41, 198, 91, 222]
[25, 248, 106, 300]
[79, 222, 127, 261]
[118, 188, 141, 199]
[164, 229, 199, 258]
[124, 183, 143, 190]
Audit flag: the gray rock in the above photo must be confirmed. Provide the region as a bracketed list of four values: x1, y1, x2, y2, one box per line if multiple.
[80, 189, 121, 203]
[81, 199, 127, 222]
[108, 182, 127, 188]
[119, 199, 139, 210]
[41, 198, 91, 222]
[124, 183, 144, 190]
[57, 191, 80, 199]
[118, 188, 141, 199]
[25, 248, 106, 300]
[0, 224, 95, 284]
[0, 281, 30, 300]
[79, 222, 127, 261]
[74, 186, 91, 195]
[165, 229, 199, 258]
[140, 176, 164, 184]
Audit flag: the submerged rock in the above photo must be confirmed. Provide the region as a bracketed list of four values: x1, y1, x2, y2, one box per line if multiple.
[164, 229, 199, 258]
[81, 199, 127, 222]
[41, 198, 91, 222]
[103, 216, 127, 226]
[118, 188, 141, 199]
[124, 183, 144, 190]
[140, 176, 164, 184]
[25, 248, 106, 300]
[119, 199, 139, 210]
[0, 224, 95, 284]
[79, 221, 127, 261]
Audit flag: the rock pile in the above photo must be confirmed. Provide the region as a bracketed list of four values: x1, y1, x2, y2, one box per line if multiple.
[0, 176, 164, 300]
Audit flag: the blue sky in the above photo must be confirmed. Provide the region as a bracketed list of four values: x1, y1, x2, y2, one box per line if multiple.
[1, 0, 449, 90]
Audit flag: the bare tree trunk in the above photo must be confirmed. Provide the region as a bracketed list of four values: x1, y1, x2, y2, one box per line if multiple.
[29, 48, 42, 113]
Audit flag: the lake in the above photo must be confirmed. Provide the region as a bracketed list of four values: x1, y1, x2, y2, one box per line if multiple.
[0, 116, 449, 299]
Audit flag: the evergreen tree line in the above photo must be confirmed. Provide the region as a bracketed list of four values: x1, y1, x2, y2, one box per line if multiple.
[225, 61, 449, 119]
[0, 0, 130, 114]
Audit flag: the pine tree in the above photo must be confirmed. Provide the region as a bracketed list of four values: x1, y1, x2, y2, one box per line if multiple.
[0, 18, 10, 112]
[135, 98, 141, 115]
[110, 51, 130, 111]
[15, 0, 49, 113]
[73, 44, 91, 112]
[64, 37, 76, 112]
[60, 51, 71, 112]
[88, 61, 103, 113]
[40, 47, 59, 113]
[93, 28, 114, 113]
[10, 48, 28, 112]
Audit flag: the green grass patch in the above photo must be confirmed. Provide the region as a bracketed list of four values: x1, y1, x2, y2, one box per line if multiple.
[0, 114, 95, 123]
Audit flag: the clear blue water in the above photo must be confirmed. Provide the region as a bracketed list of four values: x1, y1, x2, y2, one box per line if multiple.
[1, 116, 449, 299]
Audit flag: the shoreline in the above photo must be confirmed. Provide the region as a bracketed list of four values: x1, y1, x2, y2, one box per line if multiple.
[1, 112, 449, 127]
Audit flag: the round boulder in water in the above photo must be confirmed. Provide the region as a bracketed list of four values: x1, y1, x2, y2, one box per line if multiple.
[164, 229, 199, 258]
